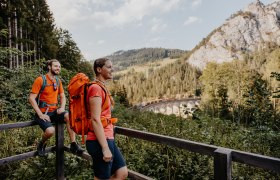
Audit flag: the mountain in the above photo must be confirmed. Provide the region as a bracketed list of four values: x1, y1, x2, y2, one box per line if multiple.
[187, 0, 280, 69]
[106, 48, 186, 71]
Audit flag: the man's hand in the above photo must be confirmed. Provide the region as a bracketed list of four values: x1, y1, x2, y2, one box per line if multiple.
[57, 108, 65, 114]
[39, 114, 50, 122]
[102, 147, 112, 162]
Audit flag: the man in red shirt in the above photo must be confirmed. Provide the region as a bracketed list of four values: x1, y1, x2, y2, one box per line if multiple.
[29, 59, 83, 156]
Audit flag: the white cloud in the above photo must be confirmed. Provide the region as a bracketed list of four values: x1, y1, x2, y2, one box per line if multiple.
[191, 0, 202, 8]
[46, 0, 91, 28]
[90, 0, 114, 7]
[183, 16, 202, 26]
[47, 0, 181, 30]
[92, 0, 181, 29]
[97, 40, 105, 44]
[150, 18, 167, 33]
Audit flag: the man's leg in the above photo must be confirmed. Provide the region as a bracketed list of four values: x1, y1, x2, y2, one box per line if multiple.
[111, 166, 128, 180]
[64, 113, 76, 142]
[110, 140, 128, 180]
[41, 127, 55, 144]
[37, 126, 55, 156]
[35, 113, 55, 156]
[64, 113, 84, 154]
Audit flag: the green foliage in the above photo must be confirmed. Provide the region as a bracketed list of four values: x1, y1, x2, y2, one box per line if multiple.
[77, 60, 94, 80]
[0, 124, 92, 179]
[112, 103, 280, 179]
[110, 81, 130, 107]
[56, 28, 82, 72]
[199, 53, 279, 128]
[271, 72, 280, 98]
[243, 73, 274, 127]
[0, 64, 43, 121]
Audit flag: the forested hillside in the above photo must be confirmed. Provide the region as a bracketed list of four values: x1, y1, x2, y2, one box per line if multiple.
[115, 57, 201, 104]
[105, 48, 186, 71]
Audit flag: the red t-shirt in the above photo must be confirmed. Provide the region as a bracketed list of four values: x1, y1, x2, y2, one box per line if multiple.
[31, 74, 63, 113]
[86, 84, 114, 140]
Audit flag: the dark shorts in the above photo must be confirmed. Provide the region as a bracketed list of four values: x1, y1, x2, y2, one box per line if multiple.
[86, 139, 126, 179]
[34, 109, 67, 132]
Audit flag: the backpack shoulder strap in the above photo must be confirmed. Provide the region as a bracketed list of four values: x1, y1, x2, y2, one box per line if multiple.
[37, 75, 46, 105]
[84, 81, 108, 119]
[91, 81, 109, 110]
[39, 75, 47, 94]
[55, 76, 60, 89]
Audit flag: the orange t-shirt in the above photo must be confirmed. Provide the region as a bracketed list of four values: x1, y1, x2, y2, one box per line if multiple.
[31, 74, 64, 113]
[86, 84, 114, 140]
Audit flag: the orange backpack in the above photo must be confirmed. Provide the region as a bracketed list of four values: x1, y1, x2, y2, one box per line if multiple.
[68, 73, 117, 144]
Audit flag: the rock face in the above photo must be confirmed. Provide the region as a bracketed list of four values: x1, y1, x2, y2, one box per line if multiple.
[187, 0, 280, 69]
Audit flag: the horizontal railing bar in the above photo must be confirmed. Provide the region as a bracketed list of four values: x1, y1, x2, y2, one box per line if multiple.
[232, 150, 280, 173]
[0, 146, 55, 165]
[115, 126, 218, 156]
[64, 146, 92, 161]
[64, 146, 154, 179]
[115, 126, 280, 173]
[127, 169, 155, 180]
[0, 120, 37, 131]
[0, 122, 279, 174]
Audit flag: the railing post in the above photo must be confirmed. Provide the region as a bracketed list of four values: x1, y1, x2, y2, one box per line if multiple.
[55, 121, 64, 180]
[214, 148, 232, 180]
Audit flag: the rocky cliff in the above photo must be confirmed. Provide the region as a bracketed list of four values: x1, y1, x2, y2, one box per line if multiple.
[187, 0, 280, 69]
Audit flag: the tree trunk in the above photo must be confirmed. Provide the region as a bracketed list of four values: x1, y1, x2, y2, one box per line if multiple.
[14, 10, 19, 68]
[8, 17, 12, 69]
[20, 26, 24, 67]
[25, 30, 31, 66]
[34, 37, 37, 62]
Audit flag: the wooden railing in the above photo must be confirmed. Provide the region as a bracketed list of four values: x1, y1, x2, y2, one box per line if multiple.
[0, 121, 152, 180]
[115, 127, 280, 179]
[1, 120, 280, 179]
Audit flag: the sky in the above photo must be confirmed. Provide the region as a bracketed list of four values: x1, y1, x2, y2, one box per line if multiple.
[46, 0, 275, 60]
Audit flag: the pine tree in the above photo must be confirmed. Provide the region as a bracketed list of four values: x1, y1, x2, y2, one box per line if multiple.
[244, 73, 274, 127]
[271, 72, 280, 98]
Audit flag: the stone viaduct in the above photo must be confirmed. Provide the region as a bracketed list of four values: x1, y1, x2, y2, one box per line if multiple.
[139, 98, 201, 118]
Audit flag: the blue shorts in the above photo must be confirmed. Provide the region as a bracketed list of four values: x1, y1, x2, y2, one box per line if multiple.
[86, 139, 126, 179]
[34, 109, 67, 131]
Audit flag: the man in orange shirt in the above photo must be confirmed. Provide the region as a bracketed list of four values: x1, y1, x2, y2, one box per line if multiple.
[29, 59, 83, 156]
[86, 58, 128, 179]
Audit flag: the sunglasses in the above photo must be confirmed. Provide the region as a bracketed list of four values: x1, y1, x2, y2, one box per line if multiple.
[53, 82, 57, 91]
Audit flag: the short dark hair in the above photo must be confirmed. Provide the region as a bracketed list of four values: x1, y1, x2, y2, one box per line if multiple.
[93, 58, 110, 75]
[47, 59, 59, 67]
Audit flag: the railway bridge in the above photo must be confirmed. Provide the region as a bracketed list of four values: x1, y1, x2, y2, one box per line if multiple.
[139, 98, 201, 118]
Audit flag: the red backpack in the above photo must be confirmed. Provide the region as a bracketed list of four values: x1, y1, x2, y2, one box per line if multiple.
[68, 73, 117, 144]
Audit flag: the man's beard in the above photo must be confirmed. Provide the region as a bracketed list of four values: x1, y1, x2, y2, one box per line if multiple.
[51, 68, 59, 75]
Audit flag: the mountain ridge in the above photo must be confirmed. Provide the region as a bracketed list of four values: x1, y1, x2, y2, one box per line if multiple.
[187, 0, 280, 69]
[103, 48, 186, 71]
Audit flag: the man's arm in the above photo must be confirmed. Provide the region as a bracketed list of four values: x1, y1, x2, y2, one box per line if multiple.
[29, 93, 50, 121]
[57, 92, 66, 114]
[89, 96, 112, 162]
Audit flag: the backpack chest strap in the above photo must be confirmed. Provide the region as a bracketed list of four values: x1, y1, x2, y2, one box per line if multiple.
[37, 100, 58, 108]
